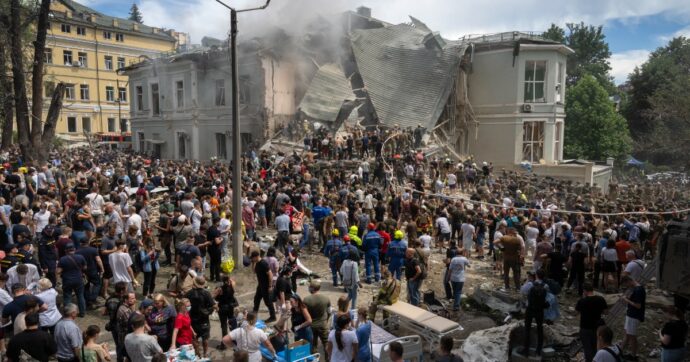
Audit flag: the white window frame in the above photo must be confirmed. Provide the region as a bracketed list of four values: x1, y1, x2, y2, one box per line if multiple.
[522, 120, 545, 163]
[556, 62, 564, 103]
[115, 33, 124, 42]
[103, 31, 112, 40]
[76, 26, 86, 36]
[150, 82, 161, 116]
[215, 79, 225, 106]
[104, 56, 113, 70]
[67, 117, 77, 133]
[135, 85, 144, 111]
[63, 50, 73, 65]
[105, 86, 115, 102]
[45, 48, 52, 64]
[77, 52, 87, 67]
[175, 80, 184, 109]
[82, 117, 91, 133]
[118, 87, 127, 102]
[79, 84, 89, 100]
[64, 84, 75, 100]
[216, 133, 227, 159]
[107, 118, 116, 132]
[61, 23, 71, 33]
[524, 60, 547, 103]
[117, 57, 126, 70]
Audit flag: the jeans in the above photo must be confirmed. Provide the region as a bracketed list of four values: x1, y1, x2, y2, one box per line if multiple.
[71, 231, 87, 245]
[407, 278, 421, 306]
[63, 281, 86, 315]
[580, 328, 597, 362]
[365, 252, 380, 282]
[345, 284, 358, 309]
[295, 326, 313, 343]
[388, 262, 402, 280]
[143, 269, 157, 296]
[567, 267, 585, 296]
[451, 281, 464, 310]
[330, 262, 339, 286]
[523, 309, 544, 355]
[85, 274, 101, 304]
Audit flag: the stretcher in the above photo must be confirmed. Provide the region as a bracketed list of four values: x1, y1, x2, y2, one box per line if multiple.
[381, 301, 463, 350]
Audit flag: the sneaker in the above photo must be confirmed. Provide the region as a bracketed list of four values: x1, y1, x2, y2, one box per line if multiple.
[265, 317, 277, 323]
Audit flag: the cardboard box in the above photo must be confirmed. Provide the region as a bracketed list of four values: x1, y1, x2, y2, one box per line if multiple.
[285, 340, 311, 362]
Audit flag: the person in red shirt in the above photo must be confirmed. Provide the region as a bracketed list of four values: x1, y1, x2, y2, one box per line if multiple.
[615, 236, 632, 283]
[378, 223, 392, 264]
[170, 298, 197, 354]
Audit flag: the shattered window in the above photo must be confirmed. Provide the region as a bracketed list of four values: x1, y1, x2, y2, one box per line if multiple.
[523, 121, 545, 163]
[524, 61, 546, 103]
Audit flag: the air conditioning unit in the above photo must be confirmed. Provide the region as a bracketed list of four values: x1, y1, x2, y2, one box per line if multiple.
[522, 104, 533, 113]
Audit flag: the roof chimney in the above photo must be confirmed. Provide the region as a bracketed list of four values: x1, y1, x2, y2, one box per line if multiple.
[65, 10, 72, 18]
[152, 27, 159, 34]
[89, 14, 96, 22]
[112, 19, 118, 27]
[356, 6, 371, 18]
[132, 23, 139, 31]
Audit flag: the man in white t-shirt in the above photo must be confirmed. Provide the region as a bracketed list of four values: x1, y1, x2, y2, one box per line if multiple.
[85, 187, 105, 221]
[224, 312, 275, 362]
[592, 326, 621, 362]
[448, 254, 470, 311]
[32, 203, 51, 236]
[109, 240, 138, 291]
[435, 215, 452, 250]
[622, 251, 645, 282]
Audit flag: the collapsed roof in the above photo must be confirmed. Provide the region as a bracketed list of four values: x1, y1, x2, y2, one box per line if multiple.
[298, 63, 356, 123]
[350, 23, 467, 129]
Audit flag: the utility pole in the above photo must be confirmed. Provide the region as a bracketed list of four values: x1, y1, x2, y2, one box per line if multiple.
[213, 0, 271, 267]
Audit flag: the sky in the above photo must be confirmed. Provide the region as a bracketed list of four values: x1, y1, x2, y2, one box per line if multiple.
[83, 0, 690, 85]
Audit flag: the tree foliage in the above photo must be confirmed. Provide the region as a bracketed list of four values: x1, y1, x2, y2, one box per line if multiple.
[564, 75, 632, 161]
[541, 22, 615, 93]
[128, 3, 143, 24]
[623, 37, 690, 165]
[542, 23, 565, 44]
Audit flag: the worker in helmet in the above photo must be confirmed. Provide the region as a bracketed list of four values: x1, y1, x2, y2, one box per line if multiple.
[323, 229, 343, 286]
[362, 223, 382, 283]
[348, 225, 362, 248]
[386, 230, 407, 280]
[340, 235, 360, 265]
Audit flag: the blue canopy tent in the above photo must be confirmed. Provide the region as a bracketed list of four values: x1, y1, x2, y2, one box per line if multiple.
[626, 157, 645, 168]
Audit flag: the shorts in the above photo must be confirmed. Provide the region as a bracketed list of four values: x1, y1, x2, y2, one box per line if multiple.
[103, 264, 113, 279]
[602, 260, 617, 273]
[463, 239, 474, 250]
[624, 316, 640, 335]
[439, 233, 451, 242]
[192, 322, 211, 340]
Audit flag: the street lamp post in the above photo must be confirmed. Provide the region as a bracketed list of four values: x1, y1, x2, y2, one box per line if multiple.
[214, 0, 271, 267]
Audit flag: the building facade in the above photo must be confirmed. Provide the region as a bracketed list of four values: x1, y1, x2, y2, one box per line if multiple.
[124, 49, 297, 160]
[467, 38, 571, 166]
[45, 0, 176, 136]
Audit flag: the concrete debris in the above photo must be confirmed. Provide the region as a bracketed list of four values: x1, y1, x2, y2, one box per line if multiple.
[470, 286, 521, 315]
[458, 322, 578, 362]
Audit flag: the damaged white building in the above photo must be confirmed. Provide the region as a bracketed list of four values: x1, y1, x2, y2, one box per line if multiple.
[126, 6, 611, 188]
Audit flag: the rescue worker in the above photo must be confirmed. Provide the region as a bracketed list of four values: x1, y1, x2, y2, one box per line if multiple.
[362, 223, 382, 283]
[340, 236, 360, 264]
[323, 229, 343, 287]
[348, 225, 362, 248]
[386, 230, 407, 280]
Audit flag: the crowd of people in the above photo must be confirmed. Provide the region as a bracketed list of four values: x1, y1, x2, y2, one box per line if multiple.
[0, 130, 685, 362]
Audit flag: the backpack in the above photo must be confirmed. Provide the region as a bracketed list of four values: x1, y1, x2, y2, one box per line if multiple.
[603, 346, 622, 362]
[104, 296, 122, 331]
[527, 282, 549, 311]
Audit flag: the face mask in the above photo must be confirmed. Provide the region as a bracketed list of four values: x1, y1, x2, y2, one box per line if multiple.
[186, 306, 192, 311]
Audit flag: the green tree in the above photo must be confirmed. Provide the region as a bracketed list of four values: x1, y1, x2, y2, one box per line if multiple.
[128, 3, 143, 24]
[623, 37, 690, 165]
[564, 75, 631, 160]
[542, 23, 565, 43]
[540, 23, 615, 92]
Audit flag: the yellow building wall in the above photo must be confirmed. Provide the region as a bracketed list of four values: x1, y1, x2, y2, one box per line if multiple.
[44, 1, 176, 135]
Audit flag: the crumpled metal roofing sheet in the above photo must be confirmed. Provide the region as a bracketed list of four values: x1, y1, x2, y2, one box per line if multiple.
[298, 63, 355, 122]
[351, 24, 467, 129]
